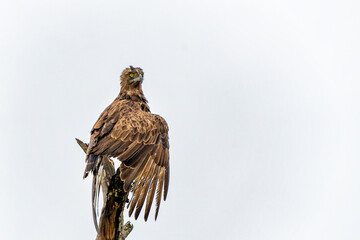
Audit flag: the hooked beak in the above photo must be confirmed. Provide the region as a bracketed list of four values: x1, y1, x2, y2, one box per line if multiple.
[133, 74, 143, 83]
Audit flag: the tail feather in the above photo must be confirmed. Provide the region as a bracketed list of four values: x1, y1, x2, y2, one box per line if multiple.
[83, 154, 102, 233]
[92, 162, 103, 233]
[83, 154, 98, 178]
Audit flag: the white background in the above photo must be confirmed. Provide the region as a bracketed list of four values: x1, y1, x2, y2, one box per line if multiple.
[1, 0, 359, 239]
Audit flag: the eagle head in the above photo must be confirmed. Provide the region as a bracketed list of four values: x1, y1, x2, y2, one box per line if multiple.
[120, 66, 144, 88]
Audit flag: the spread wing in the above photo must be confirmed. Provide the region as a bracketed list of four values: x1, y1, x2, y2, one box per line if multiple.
[87, 99, 170, 221]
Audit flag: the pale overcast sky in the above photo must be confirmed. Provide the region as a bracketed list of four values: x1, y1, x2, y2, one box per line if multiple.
[1, 0, 360, 239]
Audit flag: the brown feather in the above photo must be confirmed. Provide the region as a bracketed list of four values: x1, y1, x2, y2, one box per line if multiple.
[142, 131, 152, 143]
[116, 141, 143, 160]
[83, 154, 98, 178]
[122, 154, 150, 191]
[100, 120, 116, 137]
[92, 135, 115, 155]
[134, 162, 156, 220]
[83, 66, 170, 222]
[153, 142, 163, 165]
[123, 145, 153, 168]
[144, 166, 160, 221]
[117, 130, 131, 141]
[97, 137, 118, 155]
[111, 141, 132, 157]
[155, 168, 164, 220]
[128, 156, 154, 218]
[128, 185, 141, 217]
[119, 164, 135, 182]
[164, 151, 170, 200]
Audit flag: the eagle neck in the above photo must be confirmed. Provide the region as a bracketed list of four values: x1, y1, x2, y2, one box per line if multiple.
[118, 86, 148, 104]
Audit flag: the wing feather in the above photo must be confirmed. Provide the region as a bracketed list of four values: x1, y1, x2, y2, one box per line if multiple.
[144, 166, 159, 221]
[92, 135, 116, 155]
[121, 153, 149, 191]
[85, 98, 170, 221]
[128, 186, 140, 217]
[155, 168, 164, 220]
[134, 161, 156, 220]
[111, 141, 132, 157]
[164, 150, 170, 200]
[116, 141, 144, 160]
[123, 145, 153, 168]
[128, 157, 153, 217]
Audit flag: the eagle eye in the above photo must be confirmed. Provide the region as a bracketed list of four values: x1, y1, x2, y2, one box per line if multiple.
[129, 73, 134, 78]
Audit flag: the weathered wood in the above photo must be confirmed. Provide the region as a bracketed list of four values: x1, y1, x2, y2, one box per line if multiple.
[76, 138, 133, 240]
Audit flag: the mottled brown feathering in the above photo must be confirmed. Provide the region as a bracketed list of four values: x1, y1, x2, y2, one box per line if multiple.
[84, 66, 170, 224]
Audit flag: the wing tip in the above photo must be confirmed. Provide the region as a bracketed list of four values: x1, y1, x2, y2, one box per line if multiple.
[155, 208, 159, 220]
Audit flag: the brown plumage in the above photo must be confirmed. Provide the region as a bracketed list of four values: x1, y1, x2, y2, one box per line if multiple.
[83, 66, 170, 226]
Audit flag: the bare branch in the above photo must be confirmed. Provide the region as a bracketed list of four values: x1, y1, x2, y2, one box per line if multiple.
[76, 138, 133, 240]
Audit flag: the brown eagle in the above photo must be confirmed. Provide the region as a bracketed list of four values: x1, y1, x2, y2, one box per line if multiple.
[83, 66, 170, 227]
